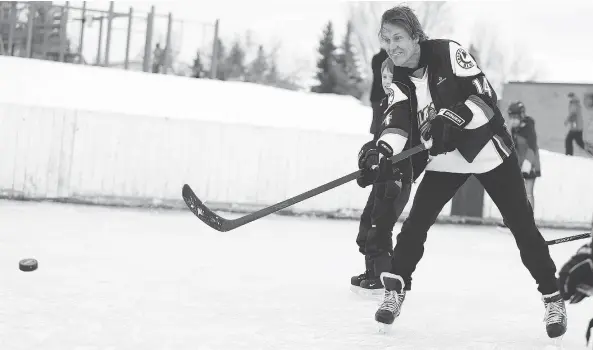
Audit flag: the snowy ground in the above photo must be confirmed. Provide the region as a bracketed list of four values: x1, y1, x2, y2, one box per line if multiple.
[1, 199, 592, 350]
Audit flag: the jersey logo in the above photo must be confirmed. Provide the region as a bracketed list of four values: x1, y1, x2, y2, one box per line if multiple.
[455, 48, 474, 69]
[386, 85, 395, 105]
[383, 113, 392, 126]
[385, 83, 408, 106]
[418, 102, 437, 136]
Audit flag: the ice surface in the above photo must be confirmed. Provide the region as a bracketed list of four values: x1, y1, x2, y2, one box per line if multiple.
[1, 199, 592, 350]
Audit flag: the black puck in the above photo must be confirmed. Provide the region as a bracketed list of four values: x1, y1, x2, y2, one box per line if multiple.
[19, 258, 38, 272]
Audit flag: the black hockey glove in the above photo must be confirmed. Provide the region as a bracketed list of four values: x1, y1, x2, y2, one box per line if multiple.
[558, 242, 593, 304]
[357, 140, 402, 198]
[357, 140, 394, 185]
[423, 105, 468, 156]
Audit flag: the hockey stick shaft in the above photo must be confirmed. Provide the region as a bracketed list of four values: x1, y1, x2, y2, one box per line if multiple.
[546, 232, 591, 245]
[183, 143, 429, 231]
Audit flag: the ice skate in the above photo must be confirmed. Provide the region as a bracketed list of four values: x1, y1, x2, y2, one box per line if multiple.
[350, 258, 376, 296]
[375, 273, 406, 326]
[542, 291, 567, 338]
[354, 253, 391, 298]
[351, 257, 373, 288]
[351, 270, 370, 287]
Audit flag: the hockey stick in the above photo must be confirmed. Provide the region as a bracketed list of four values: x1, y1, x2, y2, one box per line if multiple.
[182, 142, 430, 232]
[546, 232, 591, 246]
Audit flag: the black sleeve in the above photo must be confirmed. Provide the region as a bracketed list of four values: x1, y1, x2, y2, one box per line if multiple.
[445, 72, 500, 129]
[445, 41, 500, 128]
[522, 118, 539, 164]
[457, 72, 499, 112]
[370, 51, 389, 103]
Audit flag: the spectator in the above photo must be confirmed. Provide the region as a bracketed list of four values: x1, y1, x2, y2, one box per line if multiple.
[152, 43, 163, 73]
[565, 92, 585, 155]
[508, 101, 540, 209]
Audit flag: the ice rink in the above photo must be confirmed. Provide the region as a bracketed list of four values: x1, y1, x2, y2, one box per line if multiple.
[2, 199, 592, 350]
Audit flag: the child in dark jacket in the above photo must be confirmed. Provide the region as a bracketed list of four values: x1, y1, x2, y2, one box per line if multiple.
[508, 101, 541, 209]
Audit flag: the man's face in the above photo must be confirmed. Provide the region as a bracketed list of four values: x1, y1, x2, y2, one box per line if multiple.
[379, 23, 418, 68]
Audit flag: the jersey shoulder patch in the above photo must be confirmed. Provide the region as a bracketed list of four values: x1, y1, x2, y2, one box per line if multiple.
[385, 82, 408, 106]
[448, 42, 481, 77]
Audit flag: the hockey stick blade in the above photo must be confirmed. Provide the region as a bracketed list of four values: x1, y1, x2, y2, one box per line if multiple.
[182, 184, 230, 231]
[546, 232, 591, 245]
[182, 143, 429, 232]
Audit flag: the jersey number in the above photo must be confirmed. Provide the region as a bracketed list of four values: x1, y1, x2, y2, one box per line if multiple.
[472, 76, 493, 98]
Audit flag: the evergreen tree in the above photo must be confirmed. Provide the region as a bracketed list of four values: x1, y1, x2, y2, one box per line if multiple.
[265, 57, 279, 85]
[312, 21, 338, 94]
[246, 45, 268, 83]
[225, 40, 247, 81]
[335, 20, 364, 98]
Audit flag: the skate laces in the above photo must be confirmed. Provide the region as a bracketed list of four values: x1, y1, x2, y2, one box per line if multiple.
[379, 289, 405, 313]
[544, 299, 566, 324]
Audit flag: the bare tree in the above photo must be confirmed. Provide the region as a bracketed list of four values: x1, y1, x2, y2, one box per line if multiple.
[469, 23, 541, 95]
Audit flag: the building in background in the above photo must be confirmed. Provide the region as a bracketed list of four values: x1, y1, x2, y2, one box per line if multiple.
[501, 82, 593, 157]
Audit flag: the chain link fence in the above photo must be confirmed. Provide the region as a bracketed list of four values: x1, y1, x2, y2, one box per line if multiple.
[0, 1, 219, 76]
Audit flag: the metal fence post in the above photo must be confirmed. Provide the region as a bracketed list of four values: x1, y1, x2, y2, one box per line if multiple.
[142, 6, 154, 72]
[164, 12, 172, 74]
[59, 2, 69, 62]
[124, 6, 133, 70]
[104, 1, 114, 66]
[26, 3, 35, 58]
[210, 18, 219, 79]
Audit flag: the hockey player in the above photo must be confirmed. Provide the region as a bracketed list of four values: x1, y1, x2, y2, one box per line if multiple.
[358, 5, 567, 338]
[558, 226, 593, 344]
[565, 92, 585, 156]
[352, 58, 428, 291]
[507, 101, 541, 209]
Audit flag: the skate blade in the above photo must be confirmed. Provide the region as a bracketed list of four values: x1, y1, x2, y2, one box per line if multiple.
[349, 285, 384, 299]
[542, 336, 564, 350]
[377, 321, 393, 334]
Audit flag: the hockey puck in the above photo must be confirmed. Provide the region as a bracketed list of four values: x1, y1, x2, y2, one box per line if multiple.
[19, 258, 38, 272]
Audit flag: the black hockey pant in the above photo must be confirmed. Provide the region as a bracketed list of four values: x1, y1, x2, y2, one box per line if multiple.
[565, 130, 585, 156]
[357, 182, 412, 259]
[391, 152, 558, 295]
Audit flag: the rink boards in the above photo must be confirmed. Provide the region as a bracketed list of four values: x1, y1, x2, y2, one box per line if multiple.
[0, 56, 592, 227]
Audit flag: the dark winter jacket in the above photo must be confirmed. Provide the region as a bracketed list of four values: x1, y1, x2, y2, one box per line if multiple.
[511, 116, 541, 177]
[566, 99, 584, 131]
[370, 50, 390, 137]
[379, 39, 514, 180]
[370, 50, 389, 103]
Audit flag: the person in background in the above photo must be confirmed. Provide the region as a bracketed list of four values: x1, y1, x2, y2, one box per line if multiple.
[153, 43, 163, 73]
[565, 92, 585, 156]
[507, 101, 540, 209]
[557, 216, 593, 346]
